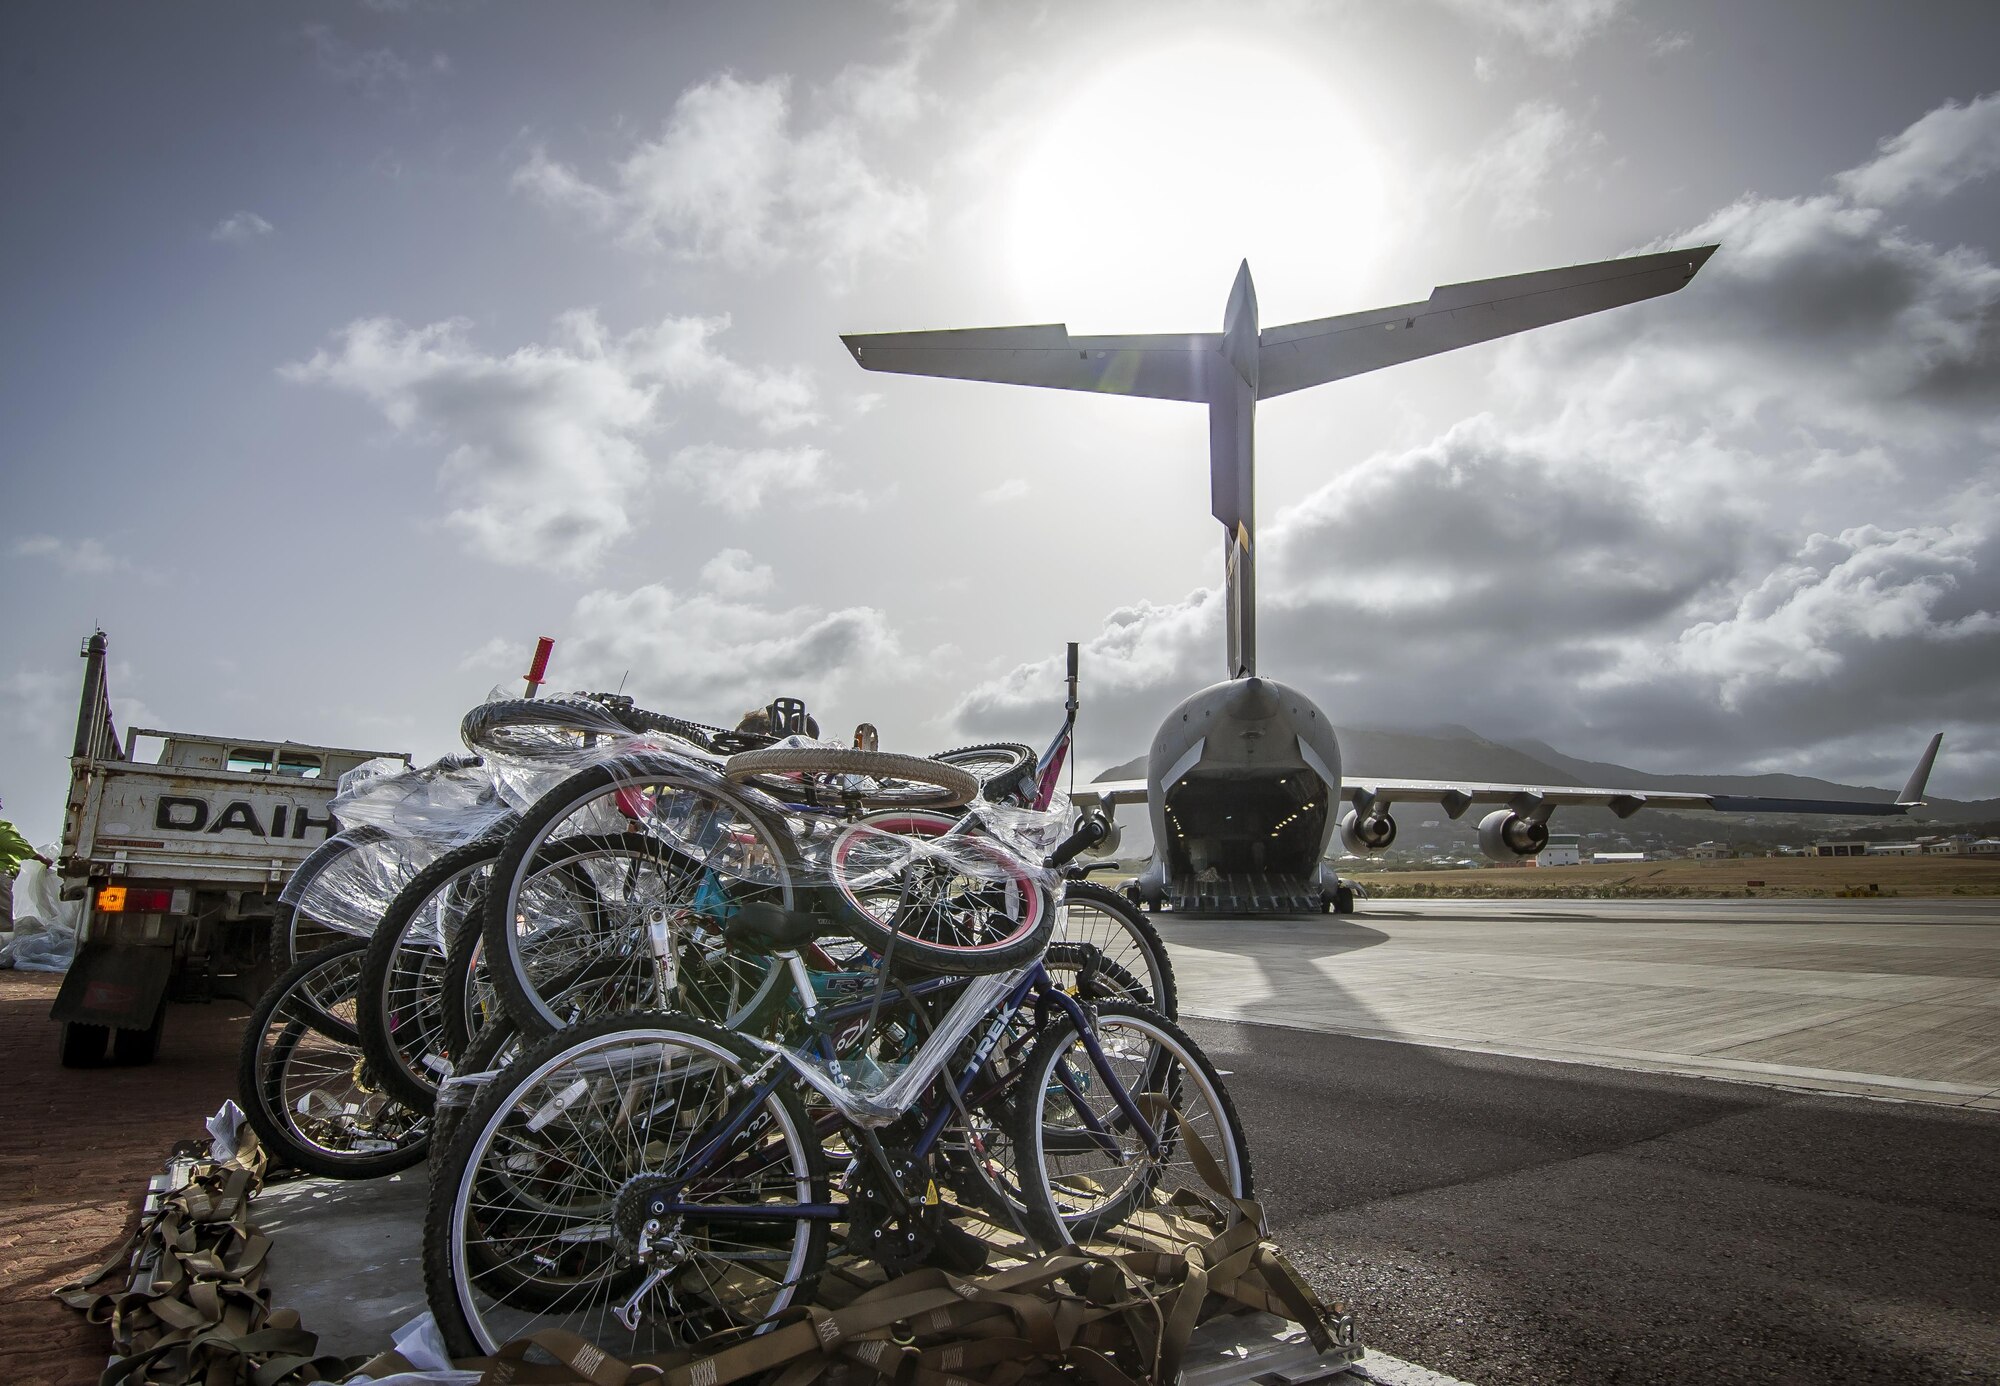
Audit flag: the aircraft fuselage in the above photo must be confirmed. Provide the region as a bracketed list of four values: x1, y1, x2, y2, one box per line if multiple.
[1133, 675, 1343, 912]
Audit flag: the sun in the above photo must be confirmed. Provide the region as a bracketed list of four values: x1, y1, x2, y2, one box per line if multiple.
[1008, 39, 1390, 330]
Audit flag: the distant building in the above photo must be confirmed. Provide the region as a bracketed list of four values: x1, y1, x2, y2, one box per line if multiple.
[1968, 839, 2000, 855]
[1535, 833, 1581, 868]
[1812, 839, 1868, 857]
[1592, 851, 1648, 863]
[1691, 842, 1728, 860]
[1867, 842, 1923, 856]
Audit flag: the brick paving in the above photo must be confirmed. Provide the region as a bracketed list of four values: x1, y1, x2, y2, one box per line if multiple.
[0, 972, 247, 1386]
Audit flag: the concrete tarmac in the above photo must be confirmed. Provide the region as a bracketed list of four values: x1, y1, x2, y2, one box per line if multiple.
[1155, 897, 2000, 1105]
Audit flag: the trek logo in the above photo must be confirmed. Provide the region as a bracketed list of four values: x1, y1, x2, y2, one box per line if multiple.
[153, 796, 334, 840]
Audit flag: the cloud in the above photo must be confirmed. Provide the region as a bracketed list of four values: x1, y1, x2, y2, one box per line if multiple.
[282, 310, 828, 573]
[560, 552, 904, 720]
[513, 9, 952, 283]
[978, 478, 1029, 504]
[1434, 0, 1626, 57]
[11, 535, 125, 576]
[0, 669, 67, 748]
[1437, 100, 1597, 229]
[304, 23, 450, 100]
[699, 548, 775, 597]
[664, 443, 859, 516]
[517, 74, 927, 283]
[209, 211, 274, 244]
[1836, 90, 2000, 207]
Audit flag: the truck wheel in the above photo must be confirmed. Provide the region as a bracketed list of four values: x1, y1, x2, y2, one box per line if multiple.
[59, 1021, 110, 1068]
[113, 999, 167, 1065]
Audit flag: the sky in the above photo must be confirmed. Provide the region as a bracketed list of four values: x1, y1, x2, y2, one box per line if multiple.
[4, 0, 1999, 843]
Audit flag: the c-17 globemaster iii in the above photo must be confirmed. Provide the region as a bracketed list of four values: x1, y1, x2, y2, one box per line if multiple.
[843, 246, 1942, 914]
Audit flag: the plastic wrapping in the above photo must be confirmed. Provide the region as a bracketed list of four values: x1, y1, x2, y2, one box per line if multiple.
[462, 689, 728, 809]
[755, 966, 1029, 1127]
[279, 828, 442, 937]
[280, 751, 521, 938]
[1, 857, 80, 971]
[328, 754, 514, 846]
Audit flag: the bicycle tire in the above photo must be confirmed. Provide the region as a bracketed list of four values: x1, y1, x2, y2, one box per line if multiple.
[238, 939, 428, 1180]
[424, 1012, 829, 1359]
[723, 747, 978, 808]
[482, 757, 793, 1037]
[1010, 1000, 1251, 1249]
[358, 839, 503, 1113]
[1058, 881, 1177, 1019]
[929, 743, 1037, 802]
[274, 826, 386, 965]
[824, 811, 1053, 976]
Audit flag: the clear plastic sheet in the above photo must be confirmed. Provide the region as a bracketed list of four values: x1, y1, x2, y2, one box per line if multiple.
[279, 828, 442, 937]
[755, 966, 1029, 1127]
[328, 754, 514, 846]
[1, 856, 78, 971]
[462, 689, 727, 810]
[521, 743, 1067, 897]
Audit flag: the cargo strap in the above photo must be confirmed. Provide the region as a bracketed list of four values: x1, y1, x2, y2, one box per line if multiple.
[54, 1129, 361, 1386]
[348, 1124, 1354, 1386]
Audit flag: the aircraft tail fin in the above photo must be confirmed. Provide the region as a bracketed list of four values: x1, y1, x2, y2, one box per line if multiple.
[1898, 732, 1944, 806]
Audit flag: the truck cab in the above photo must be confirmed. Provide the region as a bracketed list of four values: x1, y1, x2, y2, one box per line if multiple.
[51, 633, 406, 1066]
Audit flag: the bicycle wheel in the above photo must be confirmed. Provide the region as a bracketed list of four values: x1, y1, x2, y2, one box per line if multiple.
[941, 942, 1147, 1223]
[723, 746, 977, 809]
[439, 914, 495, 1061]
[237, 939, 428, 1180]
[424, 1013, 829, 1360]
[483, 758, 792, 1037]
[1057, 882, 1177, 1019]
[1010, 1000, 1251, 1248]
[929, 743, 1036, 803]
[358, 839, 503, 1112]
[826, 812, 1053, 976]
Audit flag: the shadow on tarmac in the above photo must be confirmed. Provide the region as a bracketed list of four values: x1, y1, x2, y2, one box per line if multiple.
[1158, 906, 2000, 1384]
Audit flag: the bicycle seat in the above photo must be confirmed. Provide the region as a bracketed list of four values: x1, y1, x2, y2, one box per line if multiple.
[724, 901, 846, 951]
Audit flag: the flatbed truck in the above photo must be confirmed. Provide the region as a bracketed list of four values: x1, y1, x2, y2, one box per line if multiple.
[50, 632, 407, 1065]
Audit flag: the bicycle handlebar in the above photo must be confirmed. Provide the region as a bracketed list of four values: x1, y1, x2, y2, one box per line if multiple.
[1043, 811, 1110, 869]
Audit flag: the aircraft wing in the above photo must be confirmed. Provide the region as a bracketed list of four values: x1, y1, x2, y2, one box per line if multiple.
[841, 326, 1217, 402]
[1257, 245, 1718, 399]
[1342, 734, 1943, 821]
[1069, 778, 1150, 809]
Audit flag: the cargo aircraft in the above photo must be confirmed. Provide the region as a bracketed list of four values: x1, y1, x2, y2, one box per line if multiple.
[843, 247, 1942, 913]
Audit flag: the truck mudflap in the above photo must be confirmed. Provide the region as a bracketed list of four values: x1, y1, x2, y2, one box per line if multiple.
[51, 941, 172, 1030]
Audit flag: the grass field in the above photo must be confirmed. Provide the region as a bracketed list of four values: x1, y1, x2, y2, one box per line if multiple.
[1345, 853, 2000, 899]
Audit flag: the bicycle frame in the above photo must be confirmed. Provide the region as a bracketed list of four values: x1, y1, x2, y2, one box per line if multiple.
[645, 960, 1164, 1226]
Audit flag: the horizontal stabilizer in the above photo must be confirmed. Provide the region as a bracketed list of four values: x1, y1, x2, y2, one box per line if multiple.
[1256, 244, 1717, 399]
[842, 325, 1217, 402]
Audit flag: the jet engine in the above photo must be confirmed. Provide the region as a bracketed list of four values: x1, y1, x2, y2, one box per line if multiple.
[1477, 809, 1549, 861]
[1083, 822, 1122, 858]
[1338, 808, 1397, 854]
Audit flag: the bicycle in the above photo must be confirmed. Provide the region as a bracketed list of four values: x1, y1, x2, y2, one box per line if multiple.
[424, 939, 1247, 1359]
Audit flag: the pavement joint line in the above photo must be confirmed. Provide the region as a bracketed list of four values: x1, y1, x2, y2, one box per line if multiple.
[1180, 1008, 2000, 1107]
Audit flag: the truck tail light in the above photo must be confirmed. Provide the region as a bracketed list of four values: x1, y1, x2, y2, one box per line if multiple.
[97, 886, 174, 913]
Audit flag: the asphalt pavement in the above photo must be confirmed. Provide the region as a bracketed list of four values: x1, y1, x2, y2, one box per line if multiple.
[1191, 1015, 2000, 1385]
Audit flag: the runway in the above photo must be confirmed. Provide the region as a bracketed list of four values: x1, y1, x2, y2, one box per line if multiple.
[1160, 898, 2000, 1383]
[1154, 897, 2000, 1105]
